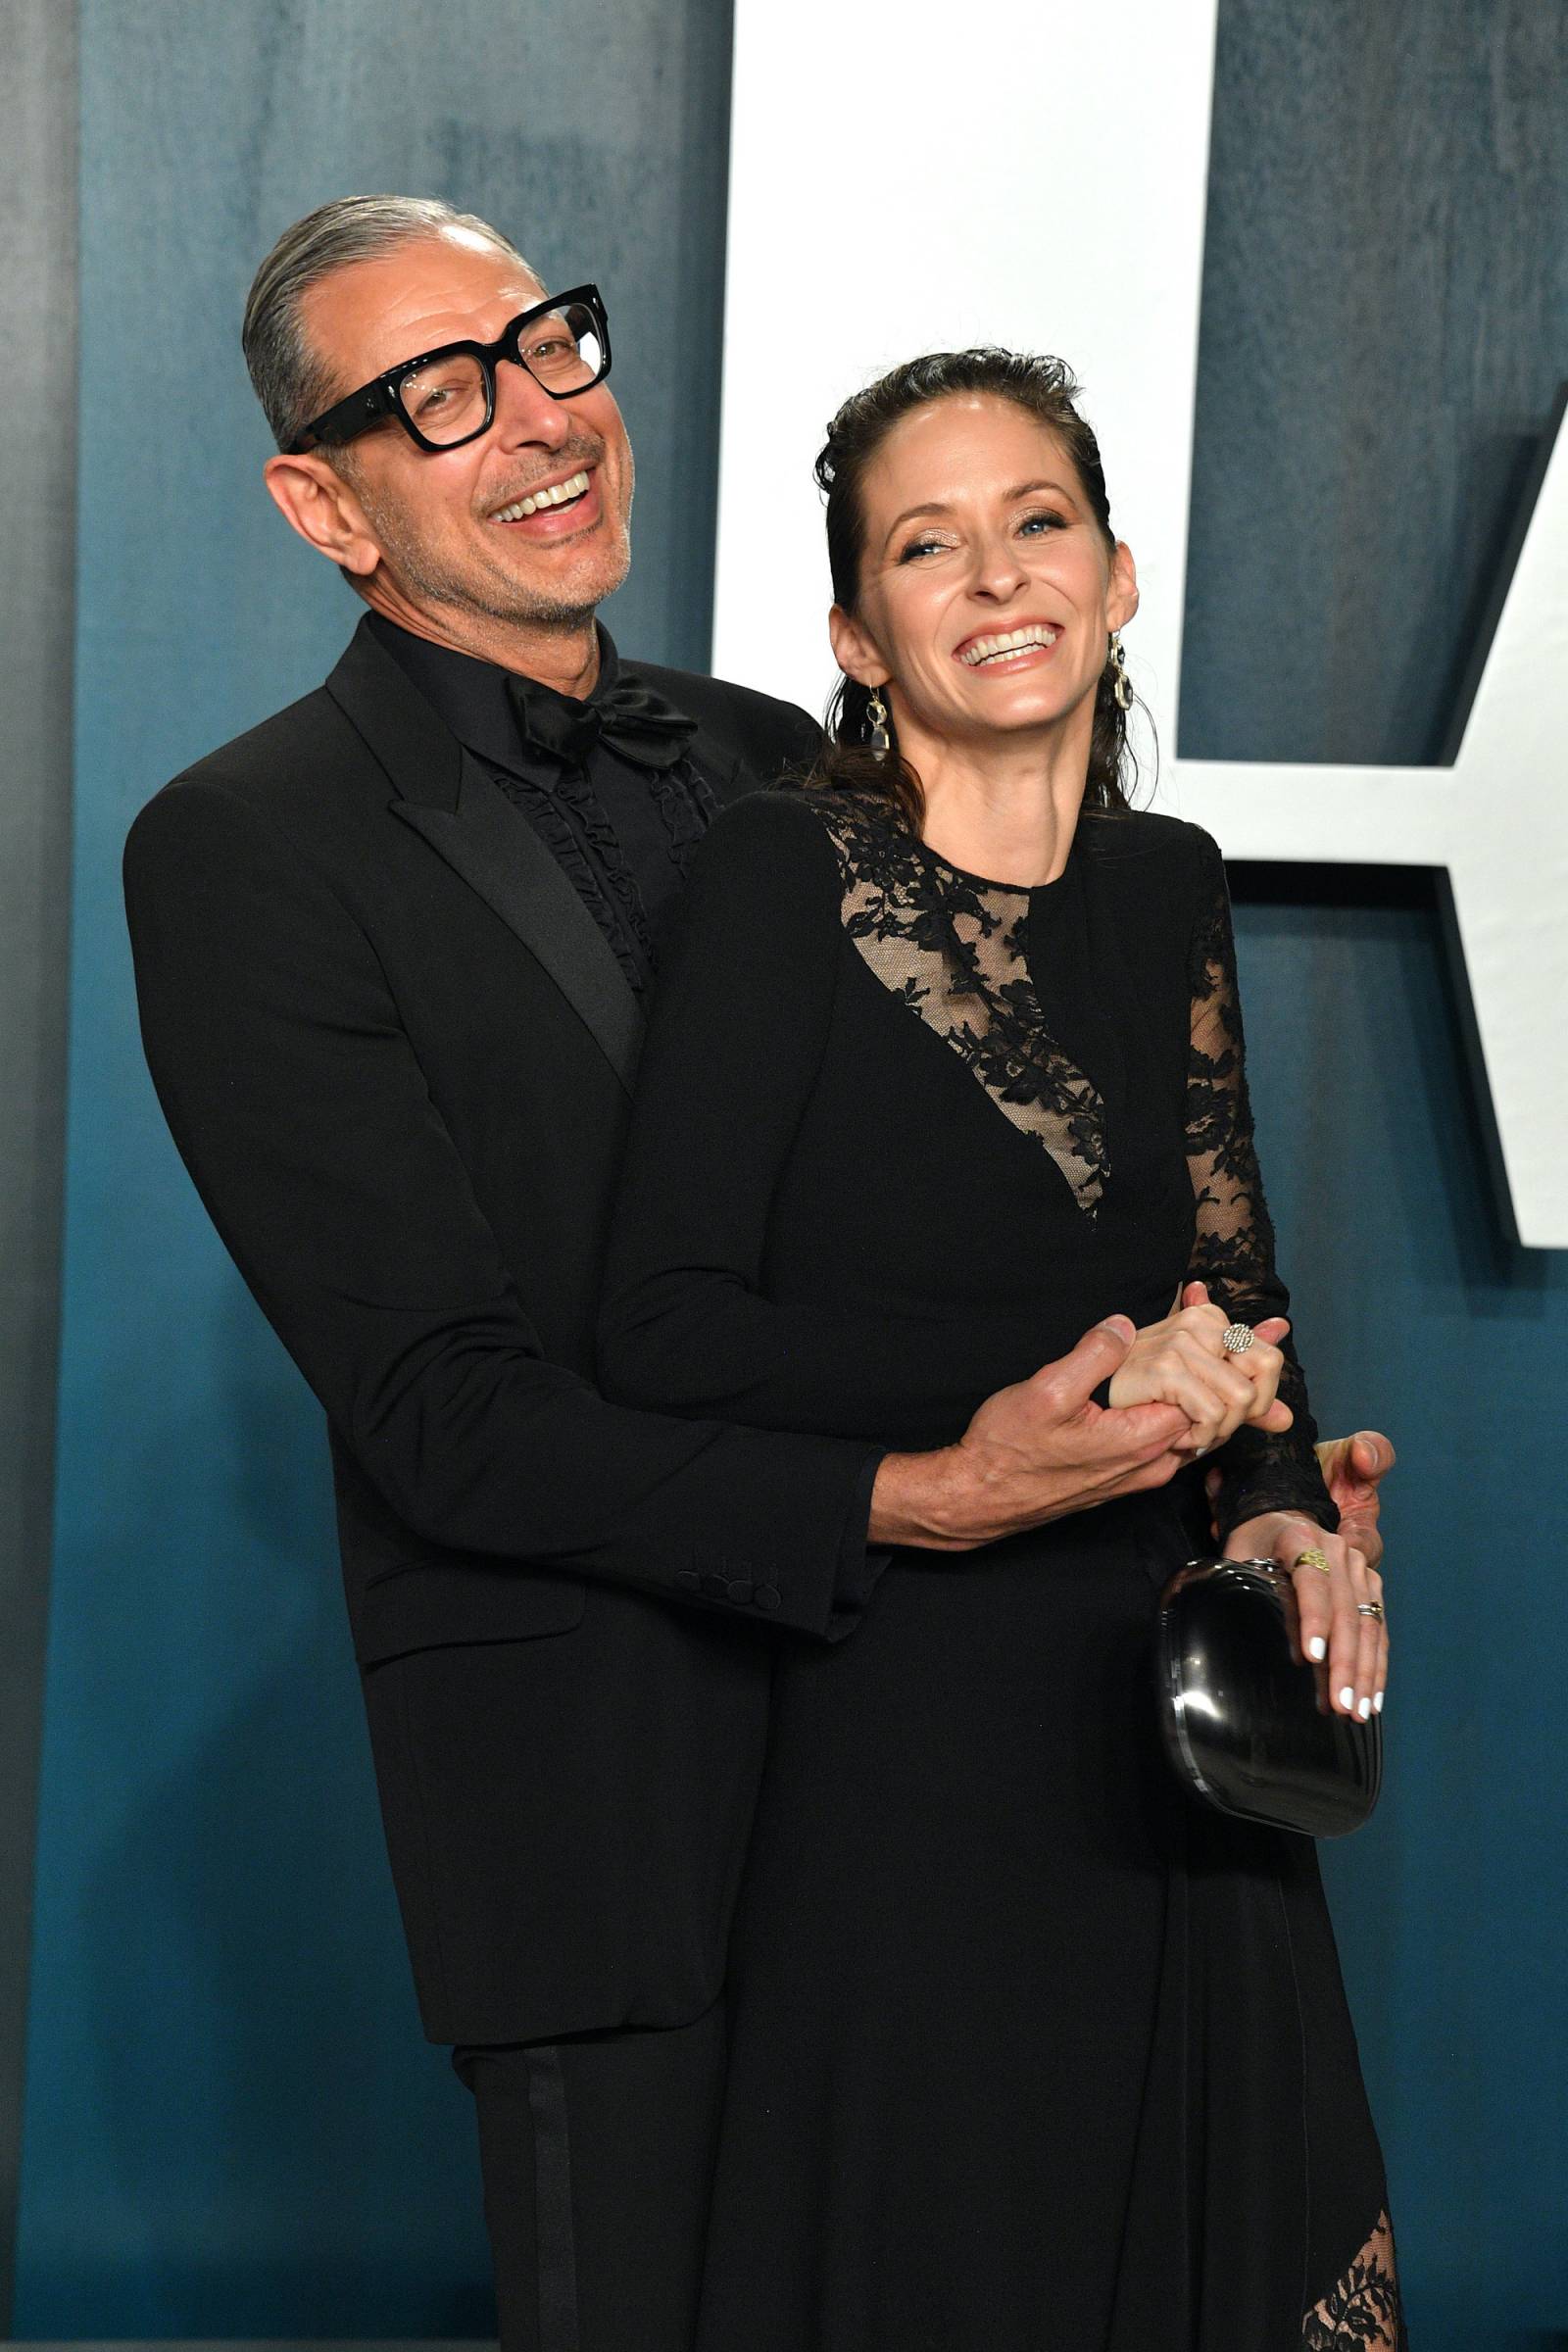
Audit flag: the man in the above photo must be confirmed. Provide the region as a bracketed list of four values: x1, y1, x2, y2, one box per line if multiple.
[124, 196, 1392, 2346]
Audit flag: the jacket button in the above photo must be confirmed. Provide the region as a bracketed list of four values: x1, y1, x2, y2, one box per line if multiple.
[702, 1572, 730, 1599]
[676, 1569, 701, 1591]
[755, 1584, 781, 1612]
[727, 1579, 754, 1604]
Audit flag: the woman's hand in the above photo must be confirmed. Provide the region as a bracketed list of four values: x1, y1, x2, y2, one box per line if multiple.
[1107, 1296, 1292, 1453]
[1226, 1510, 1388, 1720]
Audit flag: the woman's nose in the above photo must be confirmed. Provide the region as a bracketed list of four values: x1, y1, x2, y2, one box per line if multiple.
[967, 532, 1029, 601]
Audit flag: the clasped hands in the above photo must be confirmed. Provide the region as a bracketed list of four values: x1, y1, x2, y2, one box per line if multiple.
[869, 1280, 1391, 1720]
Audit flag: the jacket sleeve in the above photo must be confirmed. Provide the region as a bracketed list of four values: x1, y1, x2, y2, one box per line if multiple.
[123, 771, 879, 1641]
[764, 694, 826, 776]
[599, 792, 1039, 1446]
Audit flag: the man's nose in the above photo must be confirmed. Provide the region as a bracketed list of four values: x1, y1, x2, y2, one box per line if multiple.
[491, 353, 572, 450]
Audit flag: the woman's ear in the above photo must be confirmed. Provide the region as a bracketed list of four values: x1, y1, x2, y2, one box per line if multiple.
[828, 603, 891, 689]
[1106, 540, 1140, 634]
[263, 452, 383, 579]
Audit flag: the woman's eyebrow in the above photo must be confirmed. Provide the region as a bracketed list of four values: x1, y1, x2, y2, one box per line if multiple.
[883, 500, 953, 544]
[882, 478, 1079, 547]
[1005, 476, 1077, 505]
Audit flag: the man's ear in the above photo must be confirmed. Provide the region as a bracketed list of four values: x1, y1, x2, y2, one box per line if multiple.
[263, 452, 382, 579]
[1106, 539, 1139, 634]
[827, 602, 891, 688]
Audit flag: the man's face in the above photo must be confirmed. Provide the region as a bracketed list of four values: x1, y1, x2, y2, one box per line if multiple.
[297, 229, 633, 637]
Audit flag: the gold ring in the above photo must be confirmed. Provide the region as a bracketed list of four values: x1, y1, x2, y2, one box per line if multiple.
[1293, 1546, 1332, 1576]
[1356, 1600, 1385, 1620]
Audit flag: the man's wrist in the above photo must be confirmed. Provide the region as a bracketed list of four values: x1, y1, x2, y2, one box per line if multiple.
[867, 1446, 979, 1552]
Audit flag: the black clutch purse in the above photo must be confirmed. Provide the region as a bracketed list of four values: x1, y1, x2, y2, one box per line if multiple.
[1156, 1557, 1383, 1838]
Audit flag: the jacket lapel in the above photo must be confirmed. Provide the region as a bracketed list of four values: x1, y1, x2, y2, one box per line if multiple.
[325, 621, 645, 1098]
[396, 760, 644, 1096]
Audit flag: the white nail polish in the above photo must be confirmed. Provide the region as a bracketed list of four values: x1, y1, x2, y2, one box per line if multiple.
[1373, 1690, 1385, 1714]
[1307, 1637, 1326, 1662]
[1357, 1696, 1372, 1720]
[1339, 1686, 1355, 1711]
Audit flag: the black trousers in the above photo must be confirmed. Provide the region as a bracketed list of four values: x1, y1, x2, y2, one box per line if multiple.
[453, 1999, 727, 2352]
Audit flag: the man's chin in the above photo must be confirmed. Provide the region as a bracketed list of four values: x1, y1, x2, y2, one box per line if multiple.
[366, 508, 631, 638]
[485, 538, 630, 629]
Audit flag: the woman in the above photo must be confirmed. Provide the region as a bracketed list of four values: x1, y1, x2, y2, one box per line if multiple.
[598, 351, 1398, 2348]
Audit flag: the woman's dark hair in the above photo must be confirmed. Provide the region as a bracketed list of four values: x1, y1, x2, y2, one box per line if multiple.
[811, 348, 1141, 823]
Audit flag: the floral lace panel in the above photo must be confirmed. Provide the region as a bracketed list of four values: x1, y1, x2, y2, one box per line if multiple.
[1185, 866, 1278, 1317]
[1185, 850, 1333, 1530]
[813, 792, 1107, 1213]
[1302, 2209, 1402, 2349]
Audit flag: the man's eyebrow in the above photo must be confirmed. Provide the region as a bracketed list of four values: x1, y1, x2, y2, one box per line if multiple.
[882, 478, 1080, 546]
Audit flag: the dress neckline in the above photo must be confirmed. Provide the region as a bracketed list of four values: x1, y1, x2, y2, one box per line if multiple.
[911, 829, 1079, 901]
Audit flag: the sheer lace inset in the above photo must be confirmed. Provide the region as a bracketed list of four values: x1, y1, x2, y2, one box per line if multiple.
[809, 791, 1108, 1212]
[1302, 2209, 1402, 2348]
[1185, 854, 1286, 1338]
[1185, 840, 1332, 1535]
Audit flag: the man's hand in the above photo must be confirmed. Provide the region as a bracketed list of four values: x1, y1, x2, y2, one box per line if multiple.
[869, 1316, 1196, 1551]
[1314, 1430, 1396, 1574]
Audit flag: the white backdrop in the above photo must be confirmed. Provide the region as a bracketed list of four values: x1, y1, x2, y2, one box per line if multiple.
[713, 0, 1568, 1248]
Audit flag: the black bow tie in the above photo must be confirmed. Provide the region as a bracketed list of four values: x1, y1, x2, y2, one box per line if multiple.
[507, 667, 700, 775]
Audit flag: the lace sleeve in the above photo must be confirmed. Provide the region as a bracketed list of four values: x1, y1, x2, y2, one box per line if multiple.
[1185, 833, 1338, 1543]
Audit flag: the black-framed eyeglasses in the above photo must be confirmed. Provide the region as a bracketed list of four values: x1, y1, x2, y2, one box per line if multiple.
[288, 283, 612, 456]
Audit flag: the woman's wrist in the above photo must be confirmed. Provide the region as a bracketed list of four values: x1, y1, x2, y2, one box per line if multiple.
[1223, 1506, 1324, 1558]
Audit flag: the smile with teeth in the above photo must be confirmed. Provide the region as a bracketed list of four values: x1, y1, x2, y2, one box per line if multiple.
[958, 625, 1060, 666]
[491, 468, 592, 522]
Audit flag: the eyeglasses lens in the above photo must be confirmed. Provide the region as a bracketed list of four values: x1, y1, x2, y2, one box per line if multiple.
[395, 303, 605, 445]
[518, 303, 605, 393]
[397, 355, 490, 446]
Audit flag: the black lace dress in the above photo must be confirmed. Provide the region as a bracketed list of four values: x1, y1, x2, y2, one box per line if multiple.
[599, 788, 1399, 2350]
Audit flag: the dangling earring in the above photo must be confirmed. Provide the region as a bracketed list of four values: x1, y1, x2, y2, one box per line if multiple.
[1108, 632, 1133, 712]
[864, 687, 892, 758]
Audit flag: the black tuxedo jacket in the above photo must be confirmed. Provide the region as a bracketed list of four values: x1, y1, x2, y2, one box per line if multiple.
[123, 617, 873, 2045]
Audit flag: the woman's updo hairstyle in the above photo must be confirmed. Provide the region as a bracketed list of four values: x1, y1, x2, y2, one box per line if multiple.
[812, 348, 1140, 824]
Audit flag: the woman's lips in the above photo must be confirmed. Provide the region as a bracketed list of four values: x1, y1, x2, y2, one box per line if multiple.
[956, 623, 1062, 670]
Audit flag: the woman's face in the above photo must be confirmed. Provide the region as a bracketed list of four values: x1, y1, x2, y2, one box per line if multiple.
[830, 393, 1138, 758]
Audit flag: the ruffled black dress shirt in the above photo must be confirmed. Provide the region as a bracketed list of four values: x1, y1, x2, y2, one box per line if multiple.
[369, 612, 718, 993]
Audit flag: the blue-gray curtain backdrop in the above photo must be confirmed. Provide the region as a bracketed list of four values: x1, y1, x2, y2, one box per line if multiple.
[0, 0, 77, 2332]
[1182, 8, 1568, 2342]
[13, 0, 735, 2332]
[6, 0, 1565, 2343]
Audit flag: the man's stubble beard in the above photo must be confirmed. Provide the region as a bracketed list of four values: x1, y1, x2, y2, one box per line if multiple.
[345, 455, 633, 632]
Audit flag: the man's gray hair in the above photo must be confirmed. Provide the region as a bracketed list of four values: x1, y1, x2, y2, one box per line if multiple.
[242, 194, 535, 454]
